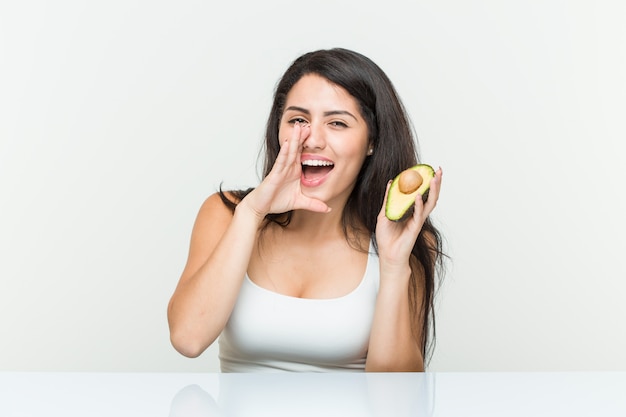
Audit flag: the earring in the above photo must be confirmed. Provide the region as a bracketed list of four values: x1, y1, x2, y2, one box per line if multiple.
[367, 147, 374, 156]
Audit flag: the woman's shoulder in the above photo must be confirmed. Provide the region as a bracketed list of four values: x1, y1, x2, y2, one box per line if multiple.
[179, 191, 244, 283]
[197, 188, 255, 223]
[187, 191, 241, 256]
[204, 187, 253, 210]
[198, 190, 239, 219]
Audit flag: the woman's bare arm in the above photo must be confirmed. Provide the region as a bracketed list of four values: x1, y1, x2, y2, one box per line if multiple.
[365, 259, 426, 371]
[167, 193, 264, 357]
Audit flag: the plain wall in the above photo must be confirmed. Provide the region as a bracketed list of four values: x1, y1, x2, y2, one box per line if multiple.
[1, 0, 624, 372]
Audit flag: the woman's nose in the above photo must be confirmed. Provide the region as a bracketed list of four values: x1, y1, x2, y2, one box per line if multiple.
[302, 122, 326, 150]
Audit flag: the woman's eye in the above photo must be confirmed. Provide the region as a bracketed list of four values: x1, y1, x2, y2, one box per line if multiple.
[288, 117, 308, 125]
[329, 121, 348, 128]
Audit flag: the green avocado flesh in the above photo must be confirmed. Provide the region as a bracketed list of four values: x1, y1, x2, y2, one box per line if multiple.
[385, 164, 435, 221]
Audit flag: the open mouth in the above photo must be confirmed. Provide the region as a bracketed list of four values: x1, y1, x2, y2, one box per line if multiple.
[301, 159, 334, 182]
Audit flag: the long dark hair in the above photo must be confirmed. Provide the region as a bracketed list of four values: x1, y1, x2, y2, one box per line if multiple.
[220, 48, 446, 365]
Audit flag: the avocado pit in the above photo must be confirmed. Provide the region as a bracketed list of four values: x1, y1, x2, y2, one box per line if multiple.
[398, 169, 423, 194]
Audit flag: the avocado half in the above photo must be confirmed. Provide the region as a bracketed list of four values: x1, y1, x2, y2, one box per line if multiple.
[385, 164, 435, 221]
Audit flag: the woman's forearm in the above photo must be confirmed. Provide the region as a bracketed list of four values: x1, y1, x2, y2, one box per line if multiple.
[366, 265, 424, 372]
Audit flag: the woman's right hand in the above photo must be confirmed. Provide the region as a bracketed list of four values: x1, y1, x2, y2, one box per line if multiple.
[241, 122, 330, 219]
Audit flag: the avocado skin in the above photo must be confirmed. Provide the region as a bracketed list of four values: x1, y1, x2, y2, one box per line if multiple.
[385, 164, 435, 221]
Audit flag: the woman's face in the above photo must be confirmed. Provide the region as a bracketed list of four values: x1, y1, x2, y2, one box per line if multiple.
[279, 73, 370, 209]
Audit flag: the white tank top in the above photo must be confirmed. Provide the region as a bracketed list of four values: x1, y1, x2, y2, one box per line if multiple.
[218, 243, 380, 372]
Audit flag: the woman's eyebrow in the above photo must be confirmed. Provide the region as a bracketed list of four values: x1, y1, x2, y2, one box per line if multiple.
[285, 106, 357, 121]
[323, 110, 358, 121]
[285, 105, 310, 114]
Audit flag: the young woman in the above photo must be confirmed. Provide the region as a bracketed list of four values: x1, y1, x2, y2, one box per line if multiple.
[167, 48, 445, 372]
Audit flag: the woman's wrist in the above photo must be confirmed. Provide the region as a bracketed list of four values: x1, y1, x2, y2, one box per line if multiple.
[234, 195, 267, 228]
[379, 261, 412, 284]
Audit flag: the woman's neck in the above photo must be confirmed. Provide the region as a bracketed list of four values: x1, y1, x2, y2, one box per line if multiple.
[286, 208, 369, 251]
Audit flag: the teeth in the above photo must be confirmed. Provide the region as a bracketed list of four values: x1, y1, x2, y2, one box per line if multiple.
[302, 160, 334, 167]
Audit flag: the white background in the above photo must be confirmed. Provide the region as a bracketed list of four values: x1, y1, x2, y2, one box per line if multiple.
[1, 0, 624, 372]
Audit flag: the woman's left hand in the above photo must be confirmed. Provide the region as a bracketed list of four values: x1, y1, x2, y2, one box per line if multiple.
[375, 167, 443, 270]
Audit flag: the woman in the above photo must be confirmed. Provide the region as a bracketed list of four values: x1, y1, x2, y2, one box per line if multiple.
[167, 48, 445, 372]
